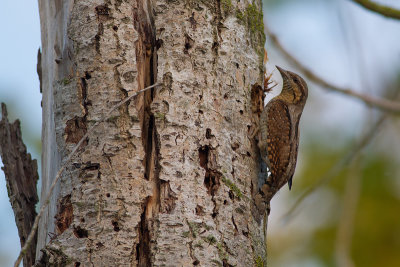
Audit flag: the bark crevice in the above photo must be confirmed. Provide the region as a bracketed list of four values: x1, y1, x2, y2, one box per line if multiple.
[78, 77, 89, 116]
[136, 198, 151, 267]
[199, 145, 221, 218]
[211, 0, 223, 68]
[133, 0, 159, 265]
[55, 194, 73, 235]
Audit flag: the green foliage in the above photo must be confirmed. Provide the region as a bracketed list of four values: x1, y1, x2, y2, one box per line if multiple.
[203, 223, 213, 231]
[271, 142, 400, 267]
[153, 112, 166, 120]
[204, 234, 217, 245]
[254, 255, 265, 267]
[235, 9, 245, 22]
[221, 0, 233, 14]
[235, 3, 265, 38]
[61, 78, 71, 86]
[187, 221, 200, 238]
[352, 156, 400, 267]
[217, 242, 228, 261]
[245, 4, 265, 37]
[234, 3, 265, 66]
[182, 231, 190, 238]
[221, 176, 243, 199]
[194, 240, 204, 248]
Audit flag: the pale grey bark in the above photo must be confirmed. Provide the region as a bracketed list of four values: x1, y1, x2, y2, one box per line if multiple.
[36, 0, 73, 260]
[37, 0, 267, 266]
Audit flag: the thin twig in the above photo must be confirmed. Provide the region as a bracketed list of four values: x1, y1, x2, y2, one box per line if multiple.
[282, 113, 388, 223]
[351, 0, 400, 20]
[14, 83, 161, 267]
[264, 24, 400, 113]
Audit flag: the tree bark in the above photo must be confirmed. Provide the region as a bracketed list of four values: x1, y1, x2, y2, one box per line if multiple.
[37, 0, 266, 266]
[0, 103, 39, 267]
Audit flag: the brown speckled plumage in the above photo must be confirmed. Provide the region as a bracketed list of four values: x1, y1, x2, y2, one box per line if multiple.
[259, 66, 308, 202]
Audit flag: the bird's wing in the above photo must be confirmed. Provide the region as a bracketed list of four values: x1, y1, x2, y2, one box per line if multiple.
[265, 99, 292, 183]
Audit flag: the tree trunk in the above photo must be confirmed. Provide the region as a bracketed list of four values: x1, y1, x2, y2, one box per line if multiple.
[37, 0, 266, 266]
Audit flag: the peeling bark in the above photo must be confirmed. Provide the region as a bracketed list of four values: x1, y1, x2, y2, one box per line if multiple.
[38, 0, 267, 266]
[0, 103, 39, 267]
[55, 194, 73, 234]
[133, 1, 159, 265]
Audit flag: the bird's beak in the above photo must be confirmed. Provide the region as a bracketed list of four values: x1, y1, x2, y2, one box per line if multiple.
[276, 65, 289, 79]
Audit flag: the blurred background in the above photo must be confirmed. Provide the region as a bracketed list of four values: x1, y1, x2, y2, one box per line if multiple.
[0, 0, 399, 266]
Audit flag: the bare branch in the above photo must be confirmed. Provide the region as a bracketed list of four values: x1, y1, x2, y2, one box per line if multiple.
[0, 103, 39, 267]
[14, 83, 161, 267]
[265, 24, 400, 113]
[351, 0, 400, 20]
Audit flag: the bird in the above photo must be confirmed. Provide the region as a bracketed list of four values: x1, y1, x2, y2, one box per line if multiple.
[258, 66, 308, 202]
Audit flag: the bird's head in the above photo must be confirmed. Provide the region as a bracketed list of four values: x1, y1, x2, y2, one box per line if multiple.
[276, 66, 308, 105]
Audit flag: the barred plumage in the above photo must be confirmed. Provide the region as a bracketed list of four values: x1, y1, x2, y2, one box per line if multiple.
[259, 66, 308, 202]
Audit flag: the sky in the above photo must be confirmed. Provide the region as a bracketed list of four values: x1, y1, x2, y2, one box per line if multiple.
[0, 1, 41, 266]
[0, 0, 400, 266]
